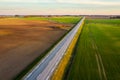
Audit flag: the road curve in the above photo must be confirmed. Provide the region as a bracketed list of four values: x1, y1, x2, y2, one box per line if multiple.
[23, 17, 85, 80]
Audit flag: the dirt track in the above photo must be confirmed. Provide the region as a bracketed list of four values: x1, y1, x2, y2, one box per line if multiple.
[0, 18, 72, 80]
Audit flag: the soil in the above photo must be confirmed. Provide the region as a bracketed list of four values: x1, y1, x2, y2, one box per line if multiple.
[0, 18, 72, 80]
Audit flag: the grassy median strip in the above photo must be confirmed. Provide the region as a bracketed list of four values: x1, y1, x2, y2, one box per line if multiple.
[51, 19, 84, 80]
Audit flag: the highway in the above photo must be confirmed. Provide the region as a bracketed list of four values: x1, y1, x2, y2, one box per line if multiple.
[23, 17, 85, 80]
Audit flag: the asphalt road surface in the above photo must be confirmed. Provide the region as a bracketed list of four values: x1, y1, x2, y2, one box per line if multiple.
[24, 17, 85, 80]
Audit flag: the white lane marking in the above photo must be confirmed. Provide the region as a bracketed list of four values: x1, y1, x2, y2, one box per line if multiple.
[34, 65, 39, 70]
[46, 76, 50, 80]
[26, 72, 33, 78]
[51, 68, 55, 73]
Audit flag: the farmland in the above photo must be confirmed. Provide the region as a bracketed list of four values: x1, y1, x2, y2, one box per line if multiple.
[22, 16, 80, 24]
[66, 19, 120, 80]
[0, 16, 81, 80]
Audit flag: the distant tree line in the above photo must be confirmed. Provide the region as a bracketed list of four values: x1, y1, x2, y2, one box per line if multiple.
[110, 16, 120, 19]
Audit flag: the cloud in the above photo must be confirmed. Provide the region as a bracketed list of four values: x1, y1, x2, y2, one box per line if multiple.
[0, 0, 55, 3]
[1, 0, 120, 5]
[0, 0, 120, 15]
[57, 0, 120, 5]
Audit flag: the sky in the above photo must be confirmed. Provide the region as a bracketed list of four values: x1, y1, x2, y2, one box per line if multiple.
[0, 0, 120, 15]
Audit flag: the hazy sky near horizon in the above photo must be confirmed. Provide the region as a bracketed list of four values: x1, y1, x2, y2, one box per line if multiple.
[0, 0, 120, 15]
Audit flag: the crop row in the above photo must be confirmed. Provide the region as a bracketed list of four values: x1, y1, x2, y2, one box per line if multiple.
[66, 19, 120, 80]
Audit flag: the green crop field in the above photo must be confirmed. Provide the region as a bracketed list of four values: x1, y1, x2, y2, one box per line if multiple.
[66, 19, 120, 80]
[21, 16, 81, 24]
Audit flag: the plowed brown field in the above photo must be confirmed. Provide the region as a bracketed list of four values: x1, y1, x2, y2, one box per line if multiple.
[0, 18, 72, 80]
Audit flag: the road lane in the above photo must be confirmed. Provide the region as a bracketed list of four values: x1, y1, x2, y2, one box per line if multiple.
[23, 17, 85, 80]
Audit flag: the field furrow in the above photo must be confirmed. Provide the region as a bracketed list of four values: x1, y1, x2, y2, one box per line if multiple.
[66, 19, 120, 80]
